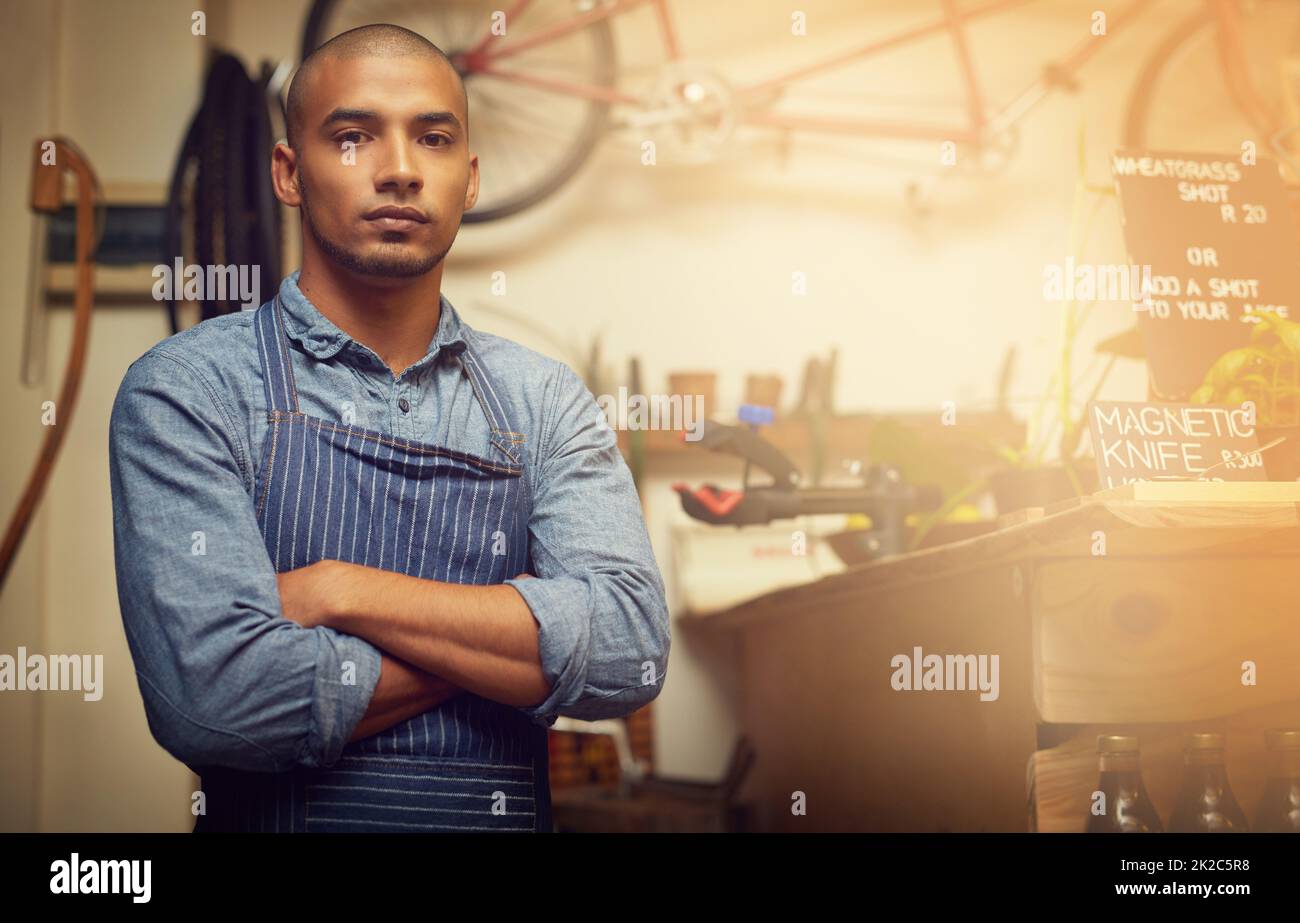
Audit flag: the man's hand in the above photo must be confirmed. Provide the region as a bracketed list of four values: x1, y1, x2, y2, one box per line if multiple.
[276, 559, 354, 628]
[278, 567, 473, 742]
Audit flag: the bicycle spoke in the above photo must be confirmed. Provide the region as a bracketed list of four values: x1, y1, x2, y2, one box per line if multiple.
[308, 0, 614, 221]
[474, 95, 561, 167]
[477, 130, 535, 199]
[451, 3, 492, 52]
[488, 54, 595, 71]
[1129, 0, 1300, 155]
[475, 126, 572, 193]
[472, 83, 583, 137]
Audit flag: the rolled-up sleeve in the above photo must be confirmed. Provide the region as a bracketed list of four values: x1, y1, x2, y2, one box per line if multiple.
[504, 362, 670, 726]
[109, 349, 381, 773]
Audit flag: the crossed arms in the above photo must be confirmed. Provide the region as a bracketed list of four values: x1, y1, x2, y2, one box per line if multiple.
[109, 348, 670, 773]
[276, 562, 550, 742]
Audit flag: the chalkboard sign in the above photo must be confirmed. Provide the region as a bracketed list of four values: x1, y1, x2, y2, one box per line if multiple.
[1112, 150, 1300, 399]
[1087, 400, 1265, 488]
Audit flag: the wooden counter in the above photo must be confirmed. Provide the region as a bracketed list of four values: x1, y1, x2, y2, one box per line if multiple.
[683, 482, 1300, 832]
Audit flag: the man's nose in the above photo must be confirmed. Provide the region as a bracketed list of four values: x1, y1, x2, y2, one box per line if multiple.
[375, 138, 423, 191]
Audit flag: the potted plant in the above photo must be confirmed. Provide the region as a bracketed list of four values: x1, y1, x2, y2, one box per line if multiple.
[873, 123, 1125, 542]
[983, 125, 1119, 516]
[1189, 311, 1300, 481]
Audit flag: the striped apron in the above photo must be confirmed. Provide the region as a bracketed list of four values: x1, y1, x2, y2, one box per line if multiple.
[194, 294, 552, 832]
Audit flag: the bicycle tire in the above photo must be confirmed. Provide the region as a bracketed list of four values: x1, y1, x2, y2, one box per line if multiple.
[1122, 0, 1300, 155]
[299, 0, 617, 223]
[1122, 6, 1216, 150]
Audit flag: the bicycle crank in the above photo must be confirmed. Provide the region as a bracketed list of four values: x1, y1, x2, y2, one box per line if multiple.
[618, 61, 737, 164]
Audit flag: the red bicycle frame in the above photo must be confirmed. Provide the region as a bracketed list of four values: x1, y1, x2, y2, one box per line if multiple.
[454, 0, 1156, 145]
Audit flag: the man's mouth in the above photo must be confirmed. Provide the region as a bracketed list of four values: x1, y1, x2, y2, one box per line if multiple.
[367, 216, 423, 231]
[364, 206, 429, 231]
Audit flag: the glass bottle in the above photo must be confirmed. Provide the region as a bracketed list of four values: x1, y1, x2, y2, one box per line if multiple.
[1168, 732, 1248, 832]
[1086, 735, 1163, 833]
[1254, 729, 1300, 833]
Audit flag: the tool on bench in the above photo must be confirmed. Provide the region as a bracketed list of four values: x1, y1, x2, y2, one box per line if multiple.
[671, 405, 943, 558]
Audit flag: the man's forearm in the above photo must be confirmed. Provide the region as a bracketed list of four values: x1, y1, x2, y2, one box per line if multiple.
[349, 653, 463, 742]
[320, 561, 550, 708]
[277, 559, 551, 710]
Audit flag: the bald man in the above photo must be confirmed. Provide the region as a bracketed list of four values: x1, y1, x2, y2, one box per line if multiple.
[110, 24, 670, 833]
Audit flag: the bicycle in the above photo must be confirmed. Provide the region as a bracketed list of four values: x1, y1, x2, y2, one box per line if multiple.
[299, 0, 1300, 223]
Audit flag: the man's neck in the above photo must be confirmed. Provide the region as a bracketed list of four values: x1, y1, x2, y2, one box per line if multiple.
[297, 262, 444, 379]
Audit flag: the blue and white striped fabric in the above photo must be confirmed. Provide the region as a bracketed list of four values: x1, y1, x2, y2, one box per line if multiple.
[196, 295, 551, 833]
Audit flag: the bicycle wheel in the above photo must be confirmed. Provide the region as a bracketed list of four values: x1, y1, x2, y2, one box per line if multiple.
[1124, 0, 1300, 171]
[301, 0, 617, 223]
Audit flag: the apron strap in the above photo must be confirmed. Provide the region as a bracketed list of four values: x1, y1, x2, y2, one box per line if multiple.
[256, 292, 526, 469]
[254, 294, 301, 414]
[459, 343, 528, 465]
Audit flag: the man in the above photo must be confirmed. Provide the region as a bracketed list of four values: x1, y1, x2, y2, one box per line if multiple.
[109, 24, 670, 833]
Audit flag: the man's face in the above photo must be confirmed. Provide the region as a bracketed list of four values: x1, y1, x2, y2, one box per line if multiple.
[275, 55, 476, 280]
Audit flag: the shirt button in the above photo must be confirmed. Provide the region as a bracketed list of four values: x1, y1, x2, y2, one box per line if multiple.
[398, 397, 411, 413]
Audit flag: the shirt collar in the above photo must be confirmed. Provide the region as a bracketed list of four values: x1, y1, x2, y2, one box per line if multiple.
[276, 269, 470, 366]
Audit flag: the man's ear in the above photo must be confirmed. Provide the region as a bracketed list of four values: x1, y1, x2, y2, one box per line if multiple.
[271, 141, 302, 208]
[464, 152, 479, 212]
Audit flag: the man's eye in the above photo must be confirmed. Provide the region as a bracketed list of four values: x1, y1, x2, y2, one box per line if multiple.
[338, 131, 365, 145]
[424, 134, 452, 147]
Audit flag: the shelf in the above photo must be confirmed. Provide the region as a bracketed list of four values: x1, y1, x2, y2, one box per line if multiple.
[616, 409, 1025, 473]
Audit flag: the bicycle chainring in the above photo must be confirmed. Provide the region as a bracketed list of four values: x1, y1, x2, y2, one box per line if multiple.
[640, 61, 737, 164]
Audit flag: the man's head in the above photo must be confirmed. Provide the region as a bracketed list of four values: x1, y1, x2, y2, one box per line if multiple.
[274, 23, 475, 281]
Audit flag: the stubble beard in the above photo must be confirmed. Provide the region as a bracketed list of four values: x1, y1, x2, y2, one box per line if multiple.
[298, 172, 451, 278]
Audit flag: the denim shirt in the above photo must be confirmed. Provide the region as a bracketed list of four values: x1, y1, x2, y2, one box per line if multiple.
[108, 270, 670, 774]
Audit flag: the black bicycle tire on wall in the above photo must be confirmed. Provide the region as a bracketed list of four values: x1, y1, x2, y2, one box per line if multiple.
[299, 0, 618, 223]
[1122, 6, 1215, 150]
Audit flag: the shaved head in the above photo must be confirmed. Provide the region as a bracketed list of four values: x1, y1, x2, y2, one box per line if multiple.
[286, 23, 468, 154]
[271, 21, 479, 288]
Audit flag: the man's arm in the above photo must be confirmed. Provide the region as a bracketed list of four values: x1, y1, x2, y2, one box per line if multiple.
[277, 360, 671, 725]
[278, 562, 550, 707]
[108, 349, 451, 771]
[351, 653, 463, 741]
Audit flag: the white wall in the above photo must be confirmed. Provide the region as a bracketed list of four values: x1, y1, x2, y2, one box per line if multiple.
[0, 0, 59, 833]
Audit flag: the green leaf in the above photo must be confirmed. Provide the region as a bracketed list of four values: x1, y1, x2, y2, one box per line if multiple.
[1253, 311, 1300, 353]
